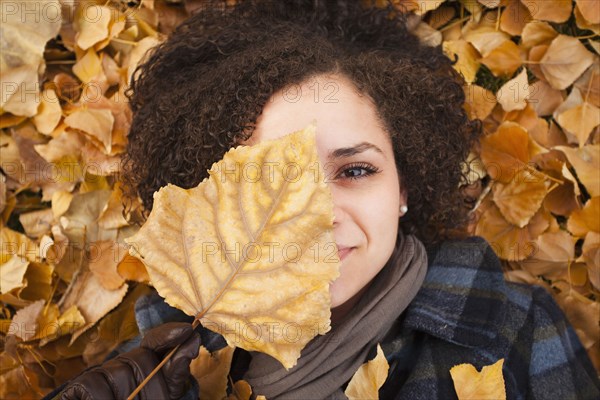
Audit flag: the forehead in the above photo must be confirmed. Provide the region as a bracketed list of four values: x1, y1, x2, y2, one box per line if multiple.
[246, 74, 391, 152]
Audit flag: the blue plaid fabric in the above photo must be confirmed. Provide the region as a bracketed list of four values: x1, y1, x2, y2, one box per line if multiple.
[47, 236, 600, 399]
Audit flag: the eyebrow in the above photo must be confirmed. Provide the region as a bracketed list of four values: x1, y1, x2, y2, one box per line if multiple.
[328, 142, 384, 159]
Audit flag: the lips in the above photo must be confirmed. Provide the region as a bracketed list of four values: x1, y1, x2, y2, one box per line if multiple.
[337, 245, 355, 261]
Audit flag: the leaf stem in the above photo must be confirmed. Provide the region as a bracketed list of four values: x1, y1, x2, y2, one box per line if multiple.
[126, 319, 201, 400]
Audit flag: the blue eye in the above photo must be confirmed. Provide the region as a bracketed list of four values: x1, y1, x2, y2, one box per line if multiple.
[337, 163, 380, 180]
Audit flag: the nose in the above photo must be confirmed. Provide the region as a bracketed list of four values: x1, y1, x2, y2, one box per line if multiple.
[330, 186, 350, 226]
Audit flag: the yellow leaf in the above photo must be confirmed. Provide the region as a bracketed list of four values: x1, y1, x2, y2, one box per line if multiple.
[9, 299, 45, 341]
[1, 227, 40, 264]
[478, 0, 500, 7]
[523, 0, 572, 23]
[51, 190, 74, 220]
[500, 0, 531, 36]
[492, 169, 548, 228]
[497, 69, 531, 112]
[76, 5, 112, 51]
[191, 346, 234, 400]
[126, 123, 340, 369]
[568, 197, 600, 237]
[557, 103, 600, 147]
[480, 40, 522, 77]
[442, 40, 481, 83]
[0, 255, 29, 294]
[33, 89, 62, 135]
[88, 240, 126, 290]
[575, 3, 600, 34]
[117, 254, 150, 283]
[64, 109, 114, 154]
[520, 21, 558, 49]
[577, 0, 600, 24]
[450, 359, 506, 400]
[0, 65, 40, 118]
[345, 344, 389, 400]
[522, 230, 576, 278]
[462, 19, 510, 57]
[581, 231, 600, 290]
[464, 84, 497, 120]
[475, 200, 550, 261]
[72, 49, 105, 85]
[480, 121, 545, 183]
[540, 35, 596, 90]
[555, 145, 600, 197]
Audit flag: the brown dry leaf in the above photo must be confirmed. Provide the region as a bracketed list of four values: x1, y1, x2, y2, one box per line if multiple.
[1, 227, 40, 264]
[228, 380, 253, 400]
[19, 208, 53, 239]
[51, 190, 74, 220]
[442, 40, 481, 83]
[480, 121, 545, 183]
[574, 63, 600, 108]
[478, 0, 501, 7]
[521, 230, 575, 278]
[64, 108, 114, 154]
[345, 344, 389, 400]
[19, 262, 53, 302]
[500, 0, 531, 36]
[125, 36, 162, 84]
[581, 231, 600, 290]
[60, 269, 128, 343]
[9, 299, 45, 341]
[76, 5, 112, 51]
[480, 40, 523, 77]
[475, 201, 550, 260]
[33, 89, 63, 135]
[462, 17, 511, 57]
[540, 35, 596, 90]
[0, 0, 61, 115]
[191, 346, 235, 400]
[117, 254, 150, 283]
[97, 183, 130, 229]
[492, 169, 548, 228]
[522, 0, 572, 23]
[450, 359, 506, 400]
[0, 255, 29, 294]
[544, 178, 579, 217]
[72, 49, 107, 89]
[528, 81, 564, 117]
[464, 84, 497, 120]
[88, 240, 126, 290]
[575, 3, 600, 34]
[33, 129, 86, 164]
[577, 0, 600, 24]
[568, 197, 600, 237]
[555, 145, 600, 197]
[557, 103, 600, 147]
[126, 124, 339, 369]
[520, 21, 558, 49]
[497, 69, 531, 112]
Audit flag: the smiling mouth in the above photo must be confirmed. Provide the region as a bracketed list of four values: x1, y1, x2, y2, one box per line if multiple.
[337, 246, 355, 261]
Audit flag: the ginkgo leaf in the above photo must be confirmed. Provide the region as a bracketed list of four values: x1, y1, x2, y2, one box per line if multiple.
[450, 359, 506, 400]
[500, 0, 531, 36]
[577, 0, 600, 24]
[76, 5, 112, 51]
[521, 230, 576, 278]
[480, 40, 522, 77]
[568, 197, 600, 237]
[492, 169, 548, 228]
[523, 0, 572, 23]
[540, 35, 596, 90]
[581, 232, 600, 290]
[64, 109, 114, 154]
[520, 21, 558, 49]
[442, 40, 481, 83]
[125, 123, 340, 369]
[480, 121, 545, 183]
[557, 102, 600, 147]
[32, 89, 62, 135]
[345, 344, 389, 400]
[0, 255, 29, 294]
[555, 145, 600, 197]
[497, 69, 531, 112]
[463, 84, 497, 120]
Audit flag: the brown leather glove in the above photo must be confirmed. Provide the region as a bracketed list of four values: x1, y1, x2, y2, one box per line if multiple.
[60, 322, 200, 400]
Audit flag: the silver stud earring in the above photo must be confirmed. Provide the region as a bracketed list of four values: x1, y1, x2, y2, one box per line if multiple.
[400, 205, 408, 215]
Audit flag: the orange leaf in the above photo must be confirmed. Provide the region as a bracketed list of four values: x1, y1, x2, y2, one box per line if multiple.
[557, 102, 600, 147]
[492, 169, 548, 228]
[540, 35, 596, 90]
[555, 145, 600, 197]
[522, 0, 572, 23]
[568, 197, 600, 237]
[480, 40, 523, 77]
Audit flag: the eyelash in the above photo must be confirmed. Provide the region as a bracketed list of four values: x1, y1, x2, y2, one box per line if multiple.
[336, 162, 380, 181]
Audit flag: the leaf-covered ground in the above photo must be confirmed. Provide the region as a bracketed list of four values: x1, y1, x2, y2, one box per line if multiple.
[0, 0, 598, 397]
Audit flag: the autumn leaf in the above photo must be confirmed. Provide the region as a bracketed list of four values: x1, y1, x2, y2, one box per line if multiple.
[480, 39, 522, 77]
[0, 0, 61, 116]
[540, 35, 596, 90]
[126, 123, 340, 369]
[523, 0, 572, 23]
[520, 21, 558, 49]
[500, 0, 531, 36]
[464, 84, 497, 120]
[0, 255, 29, 294]
[556, 102, 600, 147]
[450, 359, 506, 400]
[568, 197, 600, 237]
[191, 346, 235, 400]
[345, 344, 389, 400]
[555, 145, 600, 197]
[76, 5, 112, 51]
[521, 230, 576, 279]
[497, 69, 531, 112]
[576, 0, 600, 24]
[442, 40, 481, 83]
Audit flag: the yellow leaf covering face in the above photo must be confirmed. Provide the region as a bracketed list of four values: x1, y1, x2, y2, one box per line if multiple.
[125, 123, 340, 369]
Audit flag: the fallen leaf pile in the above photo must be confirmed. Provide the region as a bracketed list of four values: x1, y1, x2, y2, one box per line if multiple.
[1, 0, 598, 397]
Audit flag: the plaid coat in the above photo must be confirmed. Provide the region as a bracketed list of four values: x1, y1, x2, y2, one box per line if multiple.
[48, 236, 600, 399]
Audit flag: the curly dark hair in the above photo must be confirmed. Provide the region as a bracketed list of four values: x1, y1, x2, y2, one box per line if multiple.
[122, 0, 481, 244]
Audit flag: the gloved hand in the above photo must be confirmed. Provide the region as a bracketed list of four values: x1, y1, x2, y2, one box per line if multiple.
[60, 322, 200, 400]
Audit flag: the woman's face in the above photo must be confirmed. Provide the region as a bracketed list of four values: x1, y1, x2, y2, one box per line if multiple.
[244, 74, 404, 307]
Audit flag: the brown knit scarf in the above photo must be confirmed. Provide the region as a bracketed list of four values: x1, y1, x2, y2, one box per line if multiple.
[244, 232, 428, 399]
